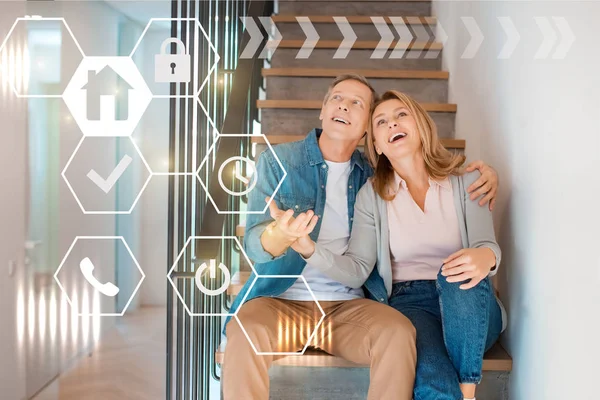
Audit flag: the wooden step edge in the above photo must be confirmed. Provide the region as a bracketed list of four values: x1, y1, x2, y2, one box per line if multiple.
[271, 16, 437, 25]
[253, 136, 465, 149]
[269, 40, 443, 51]
[262, 68, 449, 80]
[258, 100, 457, 113]
[227, 271, 251, 296]
[215, 343, 512, 371]
[236, 224, 246, 237]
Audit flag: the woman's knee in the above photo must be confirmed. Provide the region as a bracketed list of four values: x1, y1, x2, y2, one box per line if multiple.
[436, 270, 492, 298]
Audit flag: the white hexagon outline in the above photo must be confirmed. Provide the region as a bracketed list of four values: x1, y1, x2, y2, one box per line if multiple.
[233, 275, 326, 356]
[196, 133, 287, 215]
[61, 136, 153, 215]
[130, 18, 220, 99]
[167, 235, 255, 317]
[0, 17, 85, 98]
[53, 236, 145, 317]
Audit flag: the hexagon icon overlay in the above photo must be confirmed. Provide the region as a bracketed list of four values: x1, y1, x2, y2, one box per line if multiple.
[196, 133, 287, 215]
[234, 275, 326, 356]
[130, 18, 220, 98]
[62, 136, 152, 214]
[63, 56, 152, 137]
[53, 236, 145, 317]
[0, 17, 84, 98]
[167, 236, 255, 317]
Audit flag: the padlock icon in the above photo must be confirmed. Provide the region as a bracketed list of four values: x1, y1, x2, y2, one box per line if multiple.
[155, 38, 191, 83]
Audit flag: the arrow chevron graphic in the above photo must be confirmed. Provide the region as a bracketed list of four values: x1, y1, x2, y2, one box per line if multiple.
[425, 21, 446, 59]
[239, 17, 263, 59]
[552, 17, 575, 59]
[498, 17, 520, 59]
[390, 17, 414, 59]
[371, 17, 394, 59]
[534, 17, 558, 59]
[259, 17, 282, 58]
[461, 17, 484, 59]
[333, 17, 357, 59]
[406, 22, 428, 59]
[296, 16, 320, 59]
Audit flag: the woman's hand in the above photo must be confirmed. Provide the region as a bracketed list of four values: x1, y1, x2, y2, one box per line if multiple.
[441, 248, 496, 290]
[465, 161, 499, 210]
[291, 235, 316, 258]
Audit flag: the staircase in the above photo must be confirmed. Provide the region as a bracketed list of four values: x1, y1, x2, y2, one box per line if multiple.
[219, 1, 512, 398]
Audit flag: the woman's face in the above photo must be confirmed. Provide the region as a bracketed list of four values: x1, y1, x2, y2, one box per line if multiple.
[371, 98, 421, 162]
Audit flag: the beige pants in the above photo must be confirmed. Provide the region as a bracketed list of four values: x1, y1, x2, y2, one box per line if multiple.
[223, 297, 416, 400]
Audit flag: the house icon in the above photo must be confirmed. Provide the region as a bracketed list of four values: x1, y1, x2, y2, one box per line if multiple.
[82, 66, 133, 122]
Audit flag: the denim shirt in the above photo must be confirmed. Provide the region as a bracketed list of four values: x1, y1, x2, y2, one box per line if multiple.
[224, 129, 383, 332]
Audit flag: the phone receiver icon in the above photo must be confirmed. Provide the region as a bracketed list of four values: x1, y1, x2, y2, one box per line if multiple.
[194, 259, 231, 296]
[80, 257, 120, 297]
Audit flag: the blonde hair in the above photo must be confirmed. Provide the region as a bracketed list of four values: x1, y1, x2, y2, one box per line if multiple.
[366, 90, 466, 201]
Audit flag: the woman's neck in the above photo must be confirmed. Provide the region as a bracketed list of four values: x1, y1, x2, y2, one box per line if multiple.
[389, 153, 429, 189]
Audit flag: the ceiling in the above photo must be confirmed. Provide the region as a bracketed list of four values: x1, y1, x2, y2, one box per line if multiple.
[103, 0, 172, 29]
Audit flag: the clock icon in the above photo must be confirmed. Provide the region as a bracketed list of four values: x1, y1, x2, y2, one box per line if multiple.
[217, 156, 257, 196]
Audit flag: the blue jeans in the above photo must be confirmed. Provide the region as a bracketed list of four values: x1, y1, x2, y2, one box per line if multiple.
[388, 270, 503, 400]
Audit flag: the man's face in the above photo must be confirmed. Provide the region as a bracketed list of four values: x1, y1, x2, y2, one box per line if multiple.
[319, 79, 372, 143]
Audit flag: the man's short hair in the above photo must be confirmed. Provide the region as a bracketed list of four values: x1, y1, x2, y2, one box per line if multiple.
[323, 74, 378, 111]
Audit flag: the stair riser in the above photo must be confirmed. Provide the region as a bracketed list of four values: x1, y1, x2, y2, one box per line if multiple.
[275, 21, 436, 42]
[261, 109, 455, 138]
[268, 368, 508, 400]
[271, 48, 442, 70]
[277, 1, 432, 17]
[266, 76, 448, 103]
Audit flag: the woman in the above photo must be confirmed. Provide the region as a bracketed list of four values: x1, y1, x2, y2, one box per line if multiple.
[290, 90, 506, 400]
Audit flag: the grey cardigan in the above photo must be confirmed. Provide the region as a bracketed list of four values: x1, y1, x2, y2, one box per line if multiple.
[305, 171, 502, 298]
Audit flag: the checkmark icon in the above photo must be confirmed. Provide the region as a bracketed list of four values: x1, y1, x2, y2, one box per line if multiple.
[87, 154, 133, 194]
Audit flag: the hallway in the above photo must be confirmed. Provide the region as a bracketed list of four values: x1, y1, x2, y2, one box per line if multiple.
[33, 307, 165, 400]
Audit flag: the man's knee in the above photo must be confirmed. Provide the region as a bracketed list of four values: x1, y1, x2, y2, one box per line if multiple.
[385, 312, 417, 343]
[368, 307, 417, 350]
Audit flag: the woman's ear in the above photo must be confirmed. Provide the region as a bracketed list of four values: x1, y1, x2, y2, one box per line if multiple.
[376, 147, 382, 155]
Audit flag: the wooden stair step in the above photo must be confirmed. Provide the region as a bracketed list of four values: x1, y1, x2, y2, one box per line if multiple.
[251, 135, 464, 149]
[216, 342, 512, 371]
[257, 100, 456, 113]
[271, 40, 443, 51]
[278, 1, 433, 18]
[224, 273, 511, 371]
[262, 68, 448, 80]
[271, 15, 437, 25]
[227, 271, 251, 296]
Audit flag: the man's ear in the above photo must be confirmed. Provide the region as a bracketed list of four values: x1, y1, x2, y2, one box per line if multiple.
[319, 111, 324, 121]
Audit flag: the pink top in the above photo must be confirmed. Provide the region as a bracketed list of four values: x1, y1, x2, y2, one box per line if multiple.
[387, 173, 463, 282]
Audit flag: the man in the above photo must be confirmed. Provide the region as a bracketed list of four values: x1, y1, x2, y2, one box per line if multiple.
[223, 74, 498, 400]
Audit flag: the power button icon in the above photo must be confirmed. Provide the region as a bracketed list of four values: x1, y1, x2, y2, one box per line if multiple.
[194, 259, 231, 296]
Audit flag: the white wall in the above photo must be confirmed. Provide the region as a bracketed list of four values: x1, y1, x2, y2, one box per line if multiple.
[0, 3, 29, 399]
[432, 1, 600, 399]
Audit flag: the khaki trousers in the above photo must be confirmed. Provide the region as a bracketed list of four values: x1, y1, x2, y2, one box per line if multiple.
[223, 297, 416, 400]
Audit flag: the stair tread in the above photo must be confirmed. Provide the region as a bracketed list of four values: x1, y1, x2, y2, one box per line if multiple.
[252, 136, 464, 148]
[224, 272, 512, 370]
[271, 40, 443, 50]
[272, 15, 437, 25]
[262, 68, 448, 79]
[258, 100, 456, 112]
[217, 331, 511, 371]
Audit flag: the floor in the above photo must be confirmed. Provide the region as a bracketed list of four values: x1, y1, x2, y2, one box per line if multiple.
[33, 307, 166, 400]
